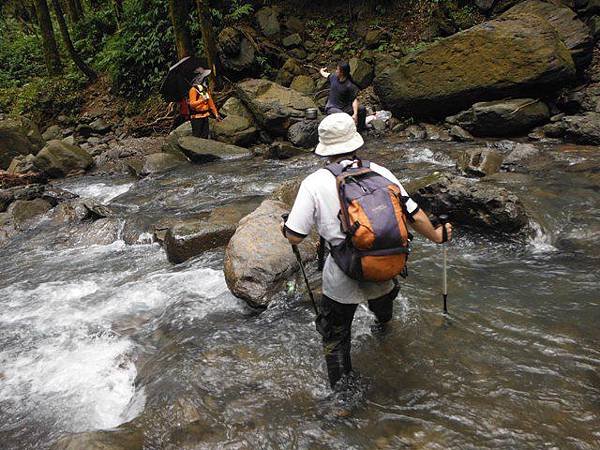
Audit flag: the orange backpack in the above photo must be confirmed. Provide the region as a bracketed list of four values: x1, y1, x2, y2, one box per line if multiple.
[325, 159, 413, 282]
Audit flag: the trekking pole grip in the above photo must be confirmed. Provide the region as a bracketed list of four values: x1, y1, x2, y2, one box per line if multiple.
[439, 214, 449, 243]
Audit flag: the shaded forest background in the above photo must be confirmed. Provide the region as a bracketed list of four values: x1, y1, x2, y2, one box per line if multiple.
[0, 0, 484, 127]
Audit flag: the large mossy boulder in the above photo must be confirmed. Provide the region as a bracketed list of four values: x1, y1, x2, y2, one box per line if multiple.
[220, 97, 254, 121]
[446, 98, 550, 137]
[33, 140, 93, 178]
[0, 117, 45, 169]
[177, 136, 250, 163]
[255, 7, 280, 36]
[374, 13, 576, 119]
[224, 199, 316, 307]
[275, 58, 303, 87]
[504, 0, 593, 70]
[411, 174, 531, 234]
[236, 79, 317, 136]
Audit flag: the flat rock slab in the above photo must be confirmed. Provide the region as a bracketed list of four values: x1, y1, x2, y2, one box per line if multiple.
[177, 137, 250, 163]
[164, 198, 262, 264]
[447, 98, 550, 137]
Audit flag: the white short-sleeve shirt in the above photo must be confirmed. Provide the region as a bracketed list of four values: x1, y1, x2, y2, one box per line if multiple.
[285, 160, 419, 304]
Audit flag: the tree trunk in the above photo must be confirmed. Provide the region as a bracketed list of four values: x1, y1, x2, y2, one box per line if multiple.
[73, 0, 84, 18]
[50, 0, 97, 80]
[169, 0, 193, 60]
[113, 0, 123, 27]
[65, 0, 83, 23]
[32, 0, 63, 75]
[195, 0, 220, 88]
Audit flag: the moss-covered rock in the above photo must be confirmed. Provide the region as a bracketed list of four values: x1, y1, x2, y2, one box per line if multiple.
[374, 13, 576, 119]
[0, 117, 44, 169]
[33, 140, 93, 178]
[236, 79, 316, 136]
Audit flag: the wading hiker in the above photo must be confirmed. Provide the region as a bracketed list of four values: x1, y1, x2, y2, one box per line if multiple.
[189, 68, 221, 138]
[281, 113, 453, 392]
[319, 62, 367, 131]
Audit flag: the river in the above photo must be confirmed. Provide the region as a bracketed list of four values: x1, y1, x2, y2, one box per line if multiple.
[0, 139, 598, 449]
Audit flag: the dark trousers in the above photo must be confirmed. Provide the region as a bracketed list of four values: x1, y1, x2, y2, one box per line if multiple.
[326, 105, 367, 131]
[171, 114, 187, 131]
[316, 283, 399, 389]
[191, 117, 209, 139]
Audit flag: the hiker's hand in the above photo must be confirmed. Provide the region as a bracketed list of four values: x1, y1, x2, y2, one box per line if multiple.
[436, 223, 453, 244]
[216, 115, 223, 122]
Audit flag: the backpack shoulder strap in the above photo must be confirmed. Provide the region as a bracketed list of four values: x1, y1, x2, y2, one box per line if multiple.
[324, 162, 345, 177]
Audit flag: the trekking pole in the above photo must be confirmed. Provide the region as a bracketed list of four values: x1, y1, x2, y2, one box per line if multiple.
[439, 214, 449, 315]
[282, 214, 319, 315]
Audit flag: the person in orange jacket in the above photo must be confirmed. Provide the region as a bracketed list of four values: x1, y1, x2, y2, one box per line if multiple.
[189, 68, 221, 138]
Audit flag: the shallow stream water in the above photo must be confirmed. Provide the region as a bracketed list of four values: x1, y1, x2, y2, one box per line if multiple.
[0, 140, 598, 449]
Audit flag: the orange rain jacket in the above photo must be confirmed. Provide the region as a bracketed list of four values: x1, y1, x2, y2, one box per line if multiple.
[188, 85, 219, 119]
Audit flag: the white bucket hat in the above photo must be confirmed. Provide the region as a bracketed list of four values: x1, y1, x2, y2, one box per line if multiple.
[315, 113, 364, 156]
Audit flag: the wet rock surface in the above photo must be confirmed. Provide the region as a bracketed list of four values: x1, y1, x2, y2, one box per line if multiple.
[411, 173, 531, 234]
[224, 199, 317, 307]
[446, 98, 550, 137]
[164, 199, 261, 264]
[177, 136, 250, 163]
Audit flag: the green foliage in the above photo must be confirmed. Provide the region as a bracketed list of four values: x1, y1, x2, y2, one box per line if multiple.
[329, 26, 351, 54]
[96, 0, 177, 98]
[72, 7, 118, 63]
[0, 74, 86, 121]
[0, 19, 45, 89]
[226, 1, 254, 22]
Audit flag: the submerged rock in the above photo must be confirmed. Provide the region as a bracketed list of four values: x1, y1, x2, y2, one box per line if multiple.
[50, 427, 143, 450]
[8, 198, 52, 230]
[236, 79, 317, 136]
[374, 13, 576, 118]
[457, 148, 504, 177]
[411, 174, 530, 234]
[446, 98, 550, 137]
[224, 199, 317, 307]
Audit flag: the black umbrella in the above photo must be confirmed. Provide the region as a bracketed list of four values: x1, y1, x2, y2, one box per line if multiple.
[160, 56, 205, 102]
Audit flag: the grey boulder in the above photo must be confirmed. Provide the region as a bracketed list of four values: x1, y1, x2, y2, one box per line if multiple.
[446, 98, 550, 137]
